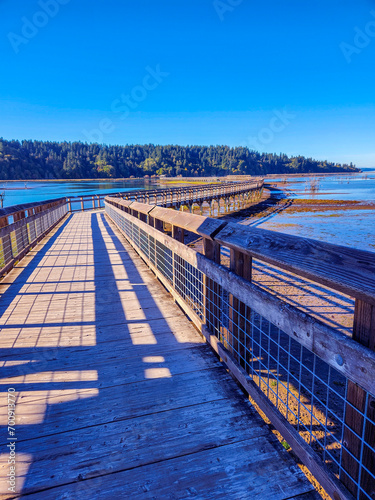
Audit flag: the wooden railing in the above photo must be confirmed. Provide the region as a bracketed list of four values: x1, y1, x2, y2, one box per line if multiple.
[65, 180, 263, 213]
[0, 198, 67, 278]
[105, 196, 375, 500]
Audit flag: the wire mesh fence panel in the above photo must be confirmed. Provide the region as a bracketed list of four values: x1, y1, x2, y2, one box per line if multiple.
[174, 255, 204, 320]
[10, 231, 18, 258]
[204, 282, 375, 500]
[15, 225, 28, 254]
[0, 202, 67, 274]
[2, 234, 13, 267]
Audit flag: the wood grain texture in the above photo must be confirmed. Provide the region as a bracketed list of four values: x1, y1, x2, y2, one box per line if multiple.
[21, 439, 313, 500]
[0, 211, 314, 500]
[214, 222, 375, 305]
[149, 205, 227, 239]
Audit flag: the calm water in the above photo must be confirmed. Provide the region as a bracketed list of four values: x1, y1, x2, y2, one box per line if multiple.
[267, 171, 375, 201]
[260, 171, 375, 252]
[0, 180, 152, 207]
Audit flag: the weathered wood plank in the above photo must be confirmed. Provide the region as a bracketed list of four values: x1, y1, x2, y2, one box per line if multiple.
[149, 205, 227, 239]
[341, 299, 375, 498]
[0, 367, 234, 439]
[21, 439, 314, 500]
[214, 222, 375, 306]
[2, 398, 272, 495]
[0, 344, 216, 390]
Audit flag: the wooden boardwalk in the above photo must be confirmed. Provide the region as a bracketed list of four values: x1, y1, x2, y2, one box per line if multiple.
[0, 212, 319, 499]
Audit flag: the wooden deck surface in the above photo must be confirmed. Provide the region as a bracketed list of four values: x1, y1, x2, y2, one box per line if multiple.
[0, 212, 319, 499]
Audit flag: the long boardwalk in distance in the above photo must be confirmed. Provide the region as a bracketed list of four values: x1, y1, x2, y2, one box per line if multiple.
[0, 212, 318, 499]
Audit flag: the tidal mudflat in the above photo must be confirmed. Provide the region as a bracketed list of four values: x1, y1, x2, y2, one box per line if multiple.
[236, 172, 375, 252]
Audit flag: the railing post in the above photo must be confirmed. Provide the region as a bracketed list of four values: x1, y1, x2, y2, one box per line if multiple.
[228, 248, 252, 367]
[341, 299, 375, 499]
[172, 225, 184, 244]
[154, 218, 163, 232]
[13, 210, 25, 222]
[0, 216, 8, 228]
[80, 197, 84, 211]
[203, 238, 221, 337]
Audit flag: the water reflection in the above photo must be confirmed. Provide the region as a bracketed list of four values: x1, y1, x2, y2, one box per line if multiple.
[268, 171, 375, 202]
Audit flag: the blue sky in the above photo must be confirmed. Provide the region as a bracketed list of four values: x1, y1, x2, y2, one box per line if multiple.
[0, 0, 374, 167]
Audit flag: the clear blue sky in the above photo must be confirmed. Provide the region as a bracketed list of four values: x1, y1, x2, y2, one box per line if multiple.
[0, 0, 374, 167]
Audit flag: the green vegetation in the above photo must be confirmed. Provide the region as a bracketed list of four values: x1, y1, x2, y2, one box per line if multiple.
[0, 139, 358, 180]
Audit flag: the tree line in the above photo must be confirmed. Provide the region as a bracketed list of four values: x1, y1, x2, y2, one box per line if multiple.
[0, 139, 358, 179]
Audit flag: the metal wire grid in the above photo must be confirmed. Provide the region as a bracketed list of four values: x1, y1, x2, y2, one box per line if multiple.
[174, 255, 204, 320]
[15, 224, 29, 253]
[106, 204, 375, 499]
[28, 221, 36, 242]
[1, 235, 12, 267]
[204, 283, 375, 500]
[0, 205, 66, 270]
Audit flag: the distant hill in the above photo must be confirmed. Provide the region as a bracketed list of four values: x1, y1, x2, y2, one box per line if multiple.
[0, 139, 359, 180]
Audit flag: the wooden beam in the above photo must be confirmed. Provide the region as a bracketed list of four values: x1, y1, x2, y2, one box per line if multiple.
[229, 248, 252, 368]
[172, 225, 184, 243]
[214, 222, 375, 306]
[149, 206, 227, 240]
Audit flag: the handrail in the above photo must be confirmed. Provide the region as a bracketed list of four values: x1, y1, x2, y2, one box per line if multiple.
[0, 197, 66, 218]
[0, 179, 263, 221]
[105, 196, 375, 304]
[215, 223, 375, 306]
[0, 197, 66, 228]
[105, 195, 375, 500]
